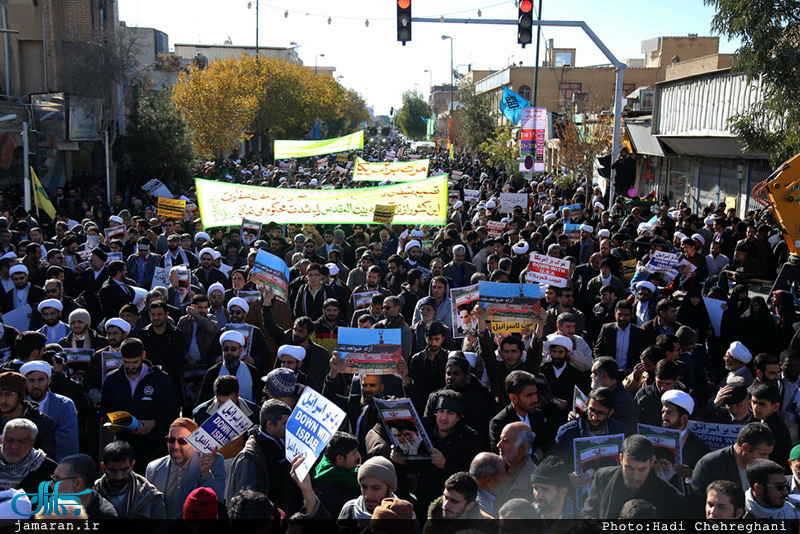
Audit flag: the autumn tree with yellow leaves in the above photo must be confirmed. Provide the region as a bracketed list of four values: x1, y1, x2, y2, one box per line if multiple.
[172, 55, 368, 157]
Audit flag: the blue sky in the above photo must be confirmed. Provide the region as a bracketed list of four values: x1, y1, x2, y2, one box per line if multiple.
[119, 0, 739, 116]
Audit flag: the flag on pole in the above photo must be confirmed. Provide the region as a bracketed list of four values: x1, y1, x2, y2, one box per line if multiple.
[31, 167, 56, 220]
[499, 85, 531, 125]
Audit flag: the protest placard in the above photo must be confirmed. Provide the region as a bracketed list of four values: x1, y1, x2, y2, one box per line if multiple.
[106, 252, 123, 263]
[686, 421, 742, 451]
[373, 204, 397, 225]
[141, 178, 173, 199]
[352, 290, 376, 310]
[157, 197, 186, 218]
[151, 266, 168, 290]
[563, 224, 582, 238]
[526, 253, 571, 287]
[104, 225, 125, 242]
[353, 157, 430, 182]
[3, 304, 31, 332]
[448, 191, 460, 205]
[336, 153, 349, 164]
[337, 327, 402, 375]
[621, 259, 637, 283]
[240, 218, 263, 245]
[100, 351, 122, 384]
[486, 220, 505, 238]
[374, 398, 433, 461]
[237, 290, 260, 304]
[703, 297, 725, 337]
[573, 385, 589, 413]
[63, 348, 93, 365]
[561, 203, 582, 214]
[186, 399, 254, 454]
[249, 250, 290, 303]
[223, 324, 254, 358]
[285, 387, 347, 481]
[479, 281, 540, 333]
[450, 284, 479, 339]
[573, 434, 625, 505]
[647, 251, 680, 276]
[638, 423, 683, 489]
[499, 192, 528, 214]
[463, 189, 480, 203]
[335, 165, 348, 174]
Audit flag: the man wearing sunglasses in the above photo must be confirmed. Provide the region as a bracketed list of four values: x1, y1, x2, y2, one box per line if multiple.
[197, 329, 262, 407]
[145, 417, 225, 519]
[744, 459, 799, 519]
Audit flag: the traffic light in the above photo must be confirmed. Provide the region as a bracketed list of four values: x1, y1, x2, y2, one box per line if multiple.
[518, 0, 533, 47]
[397, 0, 411, 45]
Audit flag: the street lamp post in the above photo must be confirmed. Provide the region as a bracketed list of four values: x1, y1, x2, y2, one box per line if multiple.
[441, 35, 453, 116]
[423, 69, 432, 100]
[315, 53, 325, 75]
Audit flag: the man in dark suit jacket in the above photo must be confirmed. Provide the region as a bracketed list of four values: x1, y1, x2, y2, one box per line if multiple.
[581, 435, 682, 519]
[78, 249, 109, 328]
[691, 422, 775, 514]
[594, 300, 649, 373]
[98, 261, 136, 321]
[489, 370, 553, 460]
[540, 335, 590, 426]
[442, 245, 477, 288]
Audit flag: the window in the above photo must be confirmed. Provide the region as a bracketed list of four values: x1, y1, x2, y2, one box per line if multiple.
[518, 85, 531, 101]
[561, 82, 582, 101]
[641, 89, 654, 110]
[554, 51, 573, 67]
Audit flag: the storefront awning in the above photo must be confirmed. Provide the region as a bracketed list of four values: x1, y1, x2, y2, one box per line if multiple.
[625, 121, 664, 157]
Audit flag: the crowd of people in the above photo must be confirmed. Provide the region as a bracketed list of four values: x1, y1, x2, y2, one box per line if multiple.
[0, 143, 798, 532]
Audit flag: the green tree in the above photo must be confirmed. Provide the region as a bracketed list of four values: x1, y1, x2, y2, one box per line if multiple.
[397, 90, 431, 140]
[555, 113, 612, 193]
[479, 124, 519, 176]
[326, 88, 371, 137]
[454, 81, 496, 149]
[705, 0, 800, 165]
[122, 86, 196, 184]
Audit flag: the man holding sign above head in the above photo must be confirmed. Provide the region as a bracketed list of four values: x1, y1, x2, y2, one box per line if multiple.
[198, 330, 262, 406]
[145, 417, 225, 519]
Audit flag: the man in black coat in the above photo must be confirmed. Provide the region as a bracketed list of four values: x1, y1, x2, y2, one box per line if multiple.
[634, 359, 686, 427]
[489, 370, 553, 460]
[0, 371, 57, 458]
[581, 435, 682, 519]
[593, 300, 650, 373]
[77, 248, 109, 328]
[750, 382, 792, 469]
[691, 422, 775, 514]
[541, 335, 590, 427]
[611, 147, 636, 198]
[0, 264, 46, 314]
[98, 260, 136, 321]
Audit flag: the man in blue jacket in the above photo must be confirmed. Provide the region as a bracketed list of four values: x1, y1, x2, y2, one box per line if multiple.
[99, 337, 178, 473]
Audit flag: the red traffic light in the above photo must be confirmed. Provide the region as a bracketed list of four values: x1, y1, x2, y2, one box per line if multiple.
[520, 0, 533, 13]
[398, 0, 410, 9]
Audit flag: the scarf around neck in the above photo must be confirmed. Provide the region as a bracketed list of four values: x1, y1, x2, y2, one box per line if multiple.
[745, 488, 799, 520]
[0, 448, 46, 490]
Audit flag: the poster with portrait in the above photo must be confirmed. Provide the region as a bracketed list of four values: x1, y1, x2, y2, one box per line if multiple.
[638, 423, 683, 492]
[240, 218, 263, 246]
[573, 433, 625, 506]
[223, 324, 254, 359]
[374, 398, 433, 461]
[450, 284, 479, 339]
[478, 281, 540, 334]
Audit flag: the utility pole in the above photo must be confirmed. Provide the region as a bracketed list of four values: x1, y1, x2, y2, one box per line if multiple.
[532, 0, 542, 106]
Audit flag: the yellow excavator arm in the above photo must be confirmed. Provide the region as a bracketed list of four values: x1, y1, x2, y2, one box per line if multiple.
[764, 153, 800, 256]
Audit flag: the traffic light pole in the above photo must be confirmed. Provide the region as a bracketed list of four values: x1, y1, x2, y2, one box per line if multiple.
[410, 16, 625, 203]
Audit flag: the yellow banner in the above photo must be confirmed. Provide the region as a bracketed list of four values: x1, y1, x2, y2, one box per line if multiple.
[194, 175, 449, 227]
[157, 197, 186, 218]
[352, 156, 430, 182]
[274, 130, 364, 160]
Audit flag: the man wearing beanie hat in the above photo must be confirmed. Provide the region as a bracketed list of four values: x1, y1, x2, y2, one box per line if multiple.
[183, 487, 218, 520]
[60, 307, 108, 352]
[532, 456, 574, 519]
[0, 371, 57, 459]
[20, 360, 78, 461]
[262, 368, 298, 406]
[371, 497, 415, 533]
[660, 389, 710, 482]
[338, 456, 399, 523]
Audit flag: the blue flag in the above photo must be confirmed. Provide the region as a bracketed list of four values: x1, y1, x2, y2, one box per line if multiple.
[499, 86, 530, 125]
